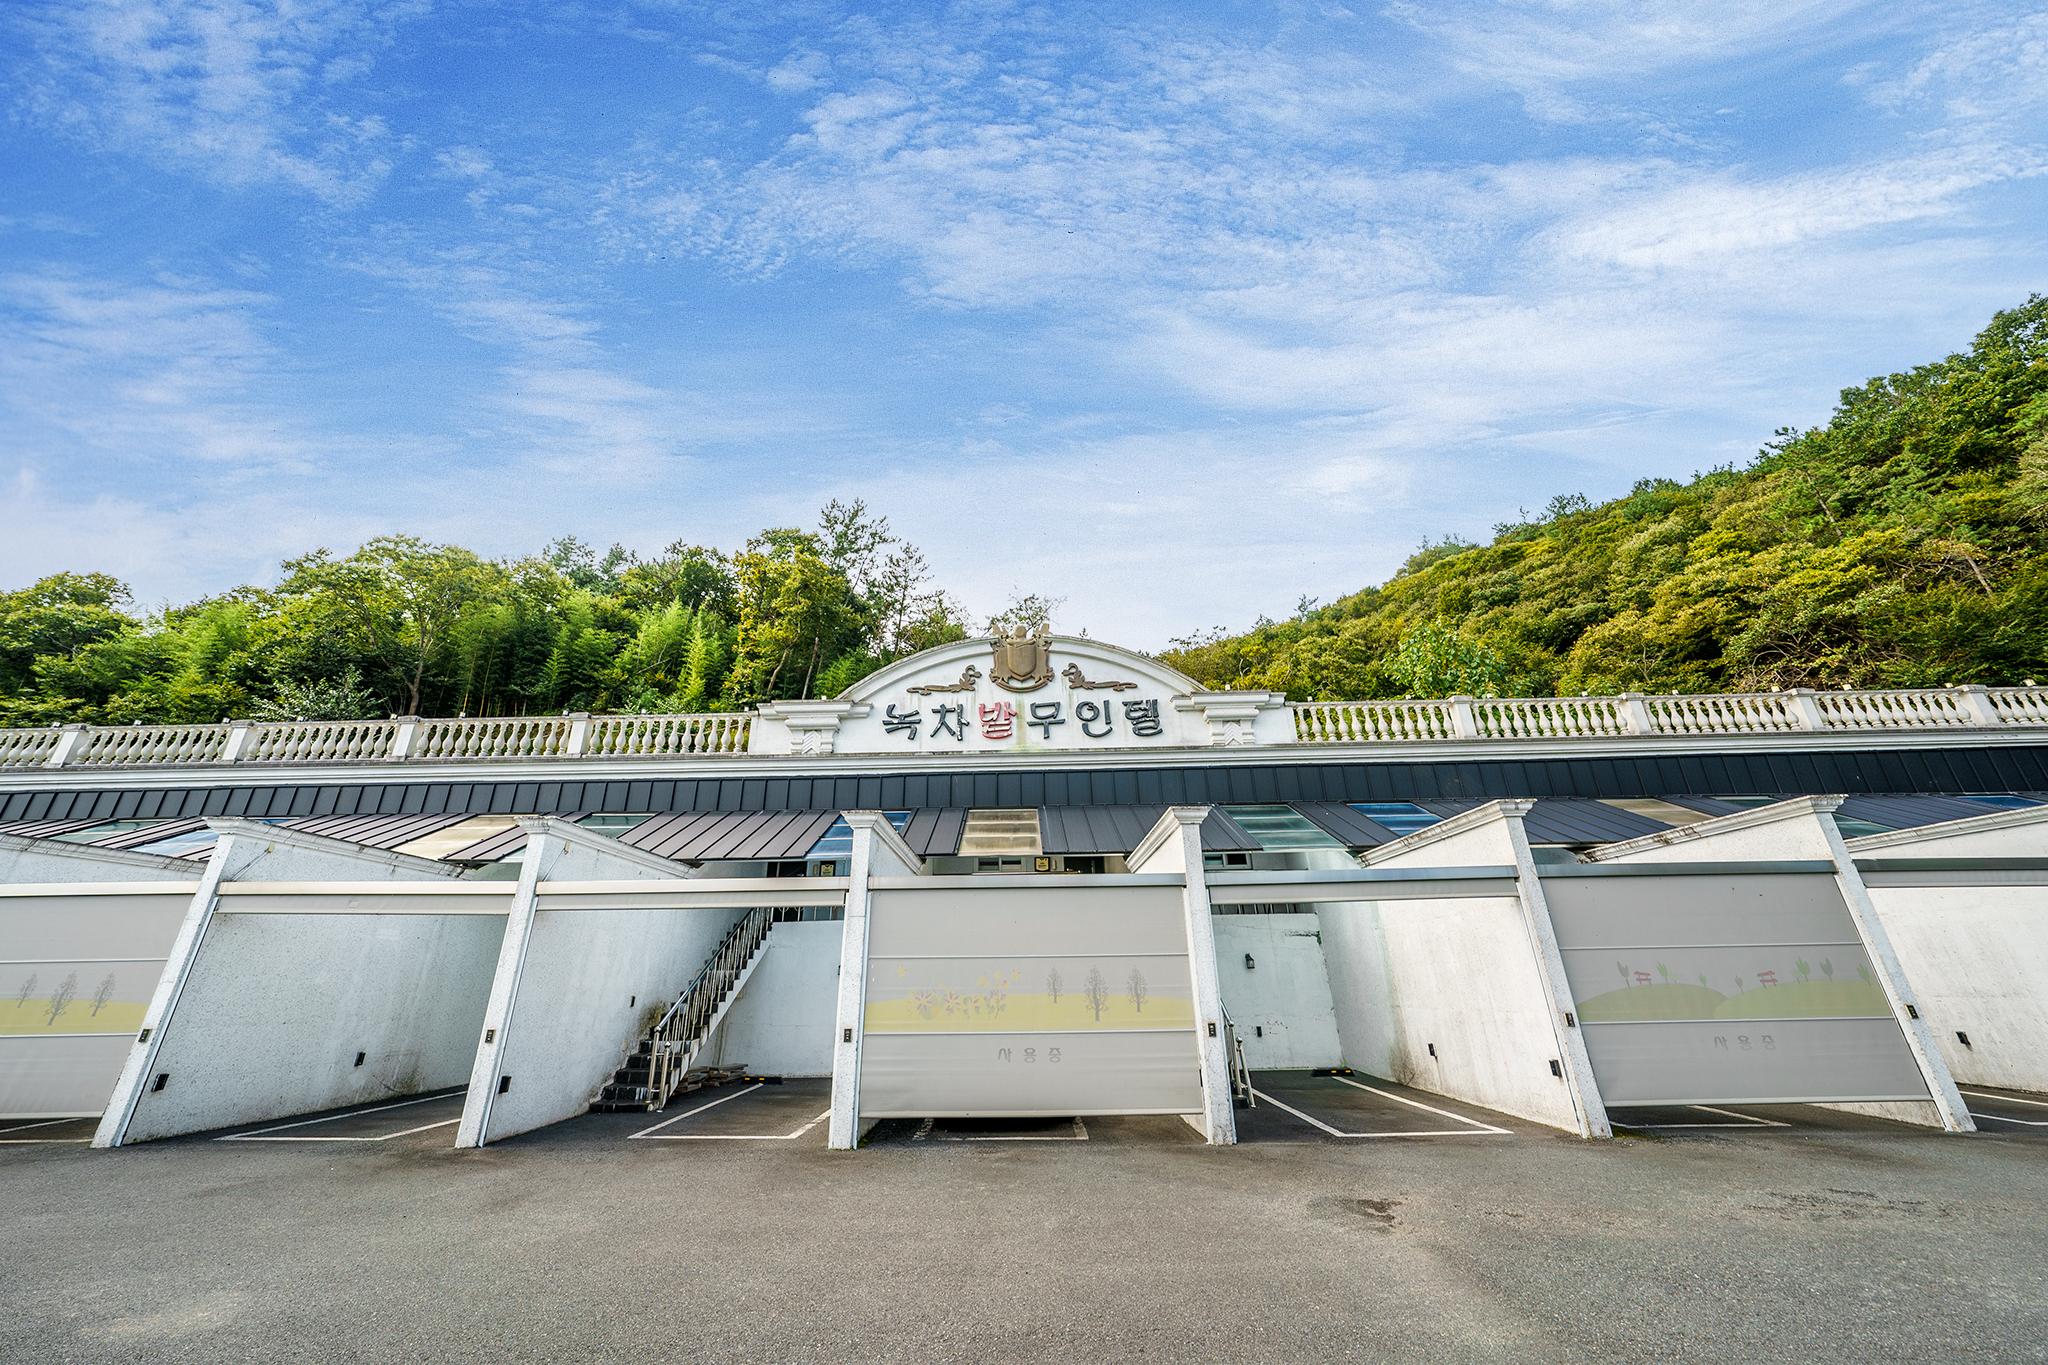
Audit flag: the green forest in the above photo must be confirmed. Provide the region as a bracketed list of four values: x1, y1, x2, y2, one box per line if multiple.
[1162, 295, 2048, 699]
[2, 297, 2044, 726]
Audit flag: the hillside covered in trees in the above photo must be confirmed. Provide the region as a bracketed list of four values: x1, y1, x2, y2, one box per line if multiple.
[1162, 296, 2048, 700]
[1, 297, 2044, 726]
[0, 502, 1007, 726]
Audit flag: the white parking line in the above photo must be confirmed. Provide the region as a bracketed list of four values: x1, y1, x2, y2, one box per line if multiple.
[1251, 1088, 1503, 1139]
[628, 1083, 763, 1138]
[215, 1090, 466, 1142]
[1613, 1105, 1789, 1130]
[913, 1118, 1089, 1142]
[1970, 1110, 2048, 1128]
[1324, 1076, 1511, 1134]
[1962, 1089, 2048, 1110]
[0, 1118, 88, 1136]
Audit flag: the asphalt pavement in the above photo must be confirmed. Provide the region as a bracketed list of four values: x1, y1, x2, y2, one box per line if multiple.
[4, 1082, 2046, 1363]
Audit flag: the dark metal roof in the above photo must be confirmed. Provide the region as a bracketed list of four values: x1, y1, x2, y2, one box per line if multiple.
[89, 818, 210, 851]
[1835, 793, 2028, 831]
[0, 817, 112, 840]
[281, 812, 474, 850]
[444, 821, 545, 864]
[1034, 805, 1259, 854]
[621, 809, 842, 863]
[1412, 797, 1673, 846]
[5, 744, 2046, 825]
[1521, 798, 1673, 845]
[900, 809, 966, 858]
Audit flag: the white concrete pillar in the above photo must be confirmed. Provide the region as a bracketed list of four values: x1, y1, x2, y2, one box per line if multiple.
[1817, 819, 1975, 1133]
[454, 830, 557, 1148]
[1130, 807, 1236, 1144]
[1501, 817, 1612, 1139]
[43, 723, 89, 768]
[827, 813, 924, 1150]
[389, 716, 422, 759]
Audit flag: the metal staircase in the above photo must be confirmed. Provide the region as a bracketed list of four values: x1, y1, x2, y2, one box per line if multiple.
[592, 906, 775, 1112]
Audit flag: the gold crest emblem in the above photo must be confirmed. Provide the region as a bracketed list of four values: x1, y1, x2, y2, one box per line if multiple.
[989, 625, 1054, 692]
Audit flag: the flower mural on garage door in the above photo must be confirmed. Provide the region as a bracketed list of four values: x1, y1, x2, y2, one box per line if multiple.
[865, 957, 1192, 1033]
[1575, 951, 1887, 1023]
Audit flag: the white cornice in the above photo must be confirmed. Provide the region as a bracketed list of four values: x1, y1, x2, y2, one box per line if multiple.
[1360, 799, 1535, 865]
[206, 817, 465, 879]
[1844, 803, 2048, 852]
[1580, 795, 1845, 862]
[1, 726, 2040, 794]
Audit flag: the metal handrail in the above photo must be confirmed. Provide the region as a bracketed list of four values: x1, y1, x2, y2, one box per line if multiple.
[643, 906, 774, 1109]
[1217, 1001, 1254, 1109]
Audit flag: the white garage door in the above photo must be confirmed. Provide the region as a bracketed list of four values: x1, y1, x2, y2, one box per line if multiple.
[1544, 869, 1930, 1105]
[859, 884, 1203, 1118]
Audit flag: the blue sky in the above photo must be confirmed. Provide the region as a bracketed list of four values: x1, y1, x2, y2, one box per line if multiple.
[2, 1, 2044, 647]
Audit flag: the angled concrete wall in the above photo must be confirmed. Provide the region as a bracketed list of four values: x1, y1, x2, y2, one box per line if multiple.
[1853, 808, 2048, 1093]
[1211, 915, 1342, 1069]
[1316, 891, 1583, 1131]
[704, 919, 840, 1077]
[99, 822, 507, 1143]
[459, 821, 748, 1145]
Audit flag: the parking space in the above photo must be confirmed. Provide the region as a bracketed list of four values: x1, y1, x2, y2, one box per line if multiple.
[1607, 1104, 1792, 1132]
[1238, 1070, 1517, 1142]
[863, 1113, 1202, 1146]
[0, 1116, 97, 1145]
[628, 1078, 831, 1143]
[212, 1088, 468, 1144]
[1959, 1085, 2048, 1136]
[1606, 1102, 1956, 1136]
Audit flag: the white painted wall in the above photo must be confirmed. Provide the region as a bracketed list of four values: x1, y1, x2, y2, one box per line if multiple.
[1869, 884, 2048, 1092]
[1211, 916, 1342, 1069]
[1317, 894, 1582, 1131]
[478, 904, 746, 1143]
[704, 919, 840, 1076]
[119, 911, 506, 1141]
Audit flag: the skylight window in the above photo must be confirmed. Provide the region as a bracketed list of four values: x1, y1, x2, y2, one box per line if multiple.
[1348, 802, 1441, 836]
[808, 811, 913, 859]
[1223, 805, 1341, 850]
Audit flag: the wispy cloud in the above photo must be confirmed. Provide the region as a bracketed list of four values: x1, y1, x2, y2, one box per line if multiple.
[0, 269, 314, 469]
[20, 0, 421, 204]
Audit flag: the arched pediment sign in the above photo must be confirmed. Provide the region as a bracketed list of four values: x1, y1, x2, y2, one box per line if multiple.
[752, 634, 1290, 755]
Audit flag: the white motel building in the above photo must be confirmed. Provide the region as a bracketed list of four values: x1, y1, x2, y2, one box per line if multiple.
[2, 632, 2045, 1148]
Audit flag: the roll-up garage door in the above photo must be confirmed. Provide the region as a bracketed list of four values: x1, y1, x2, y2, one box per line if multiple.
[859, 883, 1203, 1118]
[1544, 868, 1930, 1105]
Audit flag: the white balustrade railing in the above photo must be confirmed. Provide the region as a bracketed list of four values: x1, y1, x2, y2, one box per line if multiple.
[1812, 689, 1973, 729]
[1643, 693, 1801, 734]
[1990, 686, 2048, 724]
[1293, 700, 1454, 742]
[587, 712, 751, 756]
[0, 728, 64, 768]
[239, 718, 398, 764]
[412, 715, 573, 760]
[0, 685, 2040, 768]
[1474, 696, 1627, 739]
[73, 723, 231, 766]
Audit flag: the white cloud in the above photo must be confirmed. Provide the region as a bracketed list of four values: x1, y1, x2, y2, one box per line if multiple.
[0, 269, 316, 469]
[23, 0, 422, 204]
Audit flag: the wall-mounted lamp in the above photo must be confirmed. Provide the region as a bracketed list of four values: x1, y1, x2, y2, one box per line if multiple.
[1244, 953, 1256, 971]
